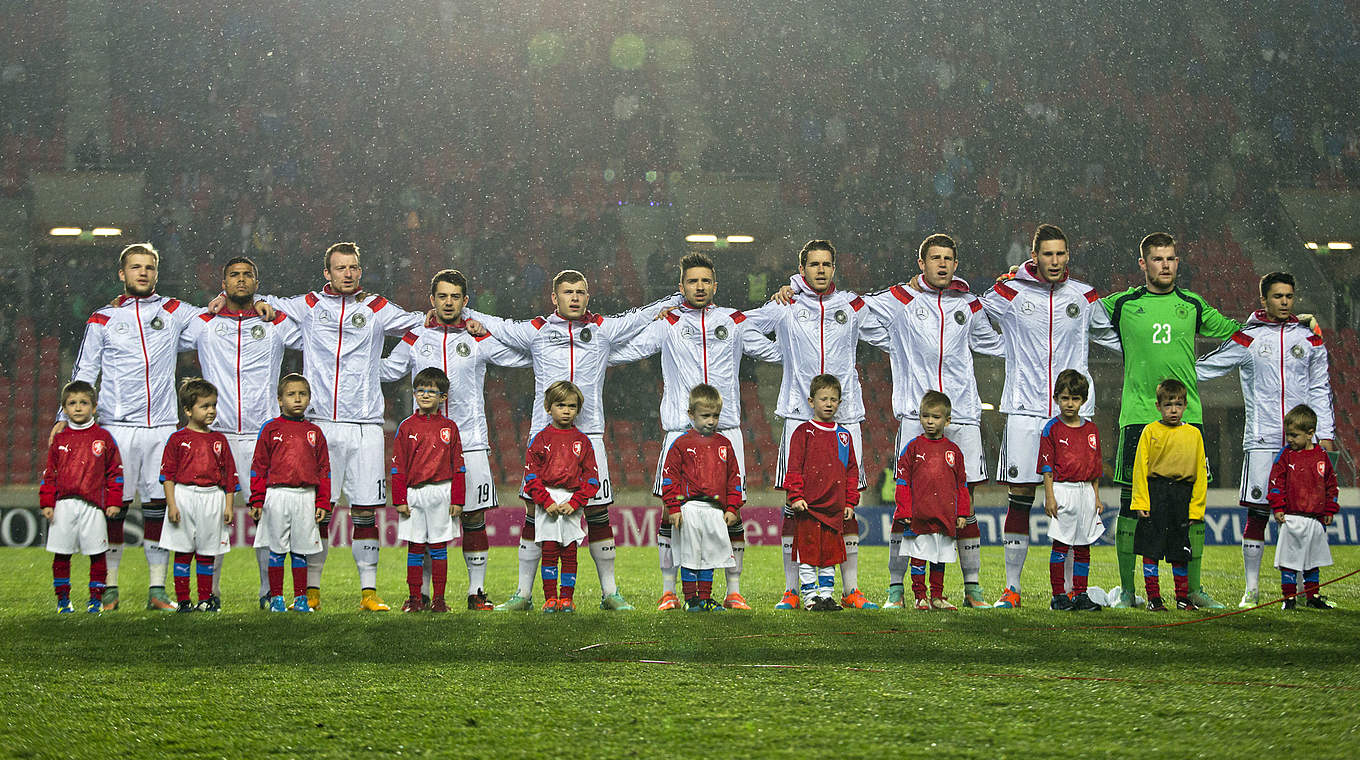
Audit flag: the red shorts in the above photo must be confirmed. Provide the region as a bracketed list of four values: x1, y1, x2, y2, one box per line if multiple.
[792, 515, 846, 567]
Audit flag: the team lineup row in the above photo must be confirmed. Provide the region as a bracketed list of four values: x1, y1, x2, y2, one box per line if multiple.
[39, 227, 1335, 614]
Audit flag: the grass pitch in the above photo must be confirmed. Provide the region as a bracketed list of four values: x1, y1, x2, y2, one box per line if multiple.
[0, 545, 1357, 759]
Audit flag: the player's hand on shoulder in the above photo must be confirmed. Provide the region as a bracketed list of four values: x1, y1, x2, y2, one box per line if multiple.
[465, 319, 487, 337]
[207, 293, 228, 314]
[772, 285, 794, 305]
[48, 421, 66, 445]
[254, 300, 276, 321]
[996, 265, 1020, 283]
[655, 305, 678, 321]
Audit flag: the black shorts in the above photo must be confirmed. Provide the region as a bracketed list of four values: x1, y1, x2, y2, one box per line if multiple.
[1114, 422, 1212, 488]
[1133, 477, 1192, 563]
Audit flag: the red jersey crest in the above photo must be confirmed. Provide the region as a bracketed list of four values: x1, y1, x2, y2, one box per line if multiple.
[838, 431, 850, 447]
[1317, 461, 1327, 477]
[91, 440, 105, 456]
[440, 428, 452, 444]
[213, 440, 224, 456]
[718, 446, 728, 462]
[572, 441, 583, 457]
[1087, 433, 1098, 450]
[306, 430, 318, 447]
[945, 450, 956, 467]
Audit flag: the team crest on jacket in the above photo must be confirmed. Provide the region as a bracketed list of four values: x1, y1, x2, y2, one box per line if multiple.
[838, 431, 850, 447]
[572, 441, 583, 456]
[1067, 303, 1080, 318]
[214, 323, 229, 337]
[440, 428, 452, 444]
[714, 325, 729, 340]
[317, 310, 330, 322]
[579, 328, 592, 343]
[1174, 304, 1189, 319]
[1087, 433, 1098, 450]
[419, 344, 433, 357]
[351, 313, 367, 328]
[1317, 461, 1327, 476]
[251, 325, 266, 340]
[306, 430, 318, 447]
[1020, 301, 1035, 314]
[150, 316, 165, 330]
[91, 440, 105, 456]
[914, 306, 929, 320]
[953, 310, 966, 324]
[1291, 345, 1305, 359]
[1251, 486, 1262, 499]
[456, 343, 471, 357]
[946, 450, 956, 467]
[834, 309, 847, 324]
[718, 446, 728, 462]
[213, 440, 224, 455]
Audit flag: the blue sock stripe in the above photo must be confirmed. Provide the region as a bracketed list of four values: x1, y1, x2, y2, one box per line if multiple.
[1050, 550, 1067, 563]
[1172, 566, 1187, 578]
[680, 568, 698, 583]
[541, 566, 558, 580]
[268, 552, 285, 568]
[196, 563, 214, 576]
[1281, 569, 1298, 585]
[291, 553, 308, 568]
[1304, 569, 1319, 583]
[910, 565, 926, 576]
[818, 575, 835, 588]
[1142, 564, 1159, 578]
[89, 581, 105, 590]
[801, 581, 817, 592]
[406, 553, 424, 567]
[53, 577, 69, 586]
[561, 572, 576, 588]
[1073, 562, 1090, 576]
[430, 547, 448, 561]
[173, 563, 191, 578]
[698, 569, 713, 583]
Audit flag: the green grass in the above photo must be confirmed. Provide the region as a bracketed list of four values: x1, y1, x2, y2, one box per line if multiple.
[1, 545, 1358, 759]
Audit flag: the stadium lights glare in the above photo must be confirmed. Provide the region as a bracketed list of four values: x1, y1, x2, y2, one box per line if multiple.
[1328, 242, 1353, 250]
[49, 227, 82, 236]
[91, 227, 123, 236]
[726, 235, 755, 244]
[981, 402, 996, 411]
[686, 234, 718, 243]
[1305, 242, 1319, 249]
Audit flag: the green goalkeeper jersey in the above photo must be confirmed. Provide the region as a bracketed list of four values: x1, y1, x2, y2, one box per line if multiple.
[1101, 286, 1241, 427]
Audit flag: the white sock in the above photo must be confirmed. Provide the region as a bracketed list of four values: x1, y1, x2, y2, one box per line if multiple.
[106, 543, 123, 588]
[959, 519, 981, 585]
[1002, 533, 1029, 592]
[782, 535, 797, 592]
[212, 554, 224, 595]
[798, 563, 817, 604]
[307, 543, 328, 588]
[658, 532, 677, 594]
[422, 554, 433, 598]
[818, 566, 836, 599]
[351, 538, 380, 590]
[516, 539, 541, 598]
[145, 544, 169, 587]
[256, 547, 271, 596]
[725, 541, 744, 596]
[1064, 553, 1074, 594]
[589, 539, 618, 596]
[1243, 539, 1265, 591]
[465, 550, 489, 595]
[840, 533, 860, 593]
[888, 533, 908, 586]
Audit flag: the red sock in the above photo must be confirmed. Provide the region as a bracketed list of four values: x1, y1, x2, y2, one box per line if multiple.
[541, 541, 560, 599]
[521, 515, 535, 543]
[352, 523, 379, 542]
[929, 563, 944, 599]
[559, 544, 577, 600]
[52, 554, 71, 600]
[174, 551, 194, 602]
[142, 505, 164, 543]
[268, 563, 284, 597]
[406, 543, 426, 597]
[681, 576, 698, 599]
[430, 541, 448, 599]
[1072, 545, 1090, 594]
[88, 552, 106, 600]
[1050, 541, 1070, 596]
[586, 515, 613, 543]
[291, 554, 307, 597]
[1304, 568, 1320, 598]
[698, 577, 713, 600]
[1243, 513, 1268, 541]
[1143, 557, 1161, 599]
[1172, 562, 1189, 599]
[463, 525, 489, 552]
[105, 516, 125, 545]
[196, 553, 214, 600]
[909, 557, 927, 600]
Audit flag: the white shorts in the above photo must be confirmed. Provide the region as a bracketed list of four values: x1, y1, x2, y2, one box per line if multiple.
[1274, 514, 1333, 570]
[1238, 449, 1276, 507]
[997, 414, 1046, 485]
[160, 484, 231, 555]
[462, 449, 498, 512]
[225, 433, 257, 505]
[46, 498, 109, 555]
[314, 420, 385, 508]
[397, 481, 460, 544]
[104, 424, 174, 503]
[520, 432, 613, 507]
[1046, 481, 1105, 546]
[777, 419, 867, 489]
[902, 532, 957, 564]
[653, 428, 746, 497]
[261, 486, 323, 555]
[672, 500, 736, 570]
[533, 487, 586, 546]
[896, 419, 987, 483]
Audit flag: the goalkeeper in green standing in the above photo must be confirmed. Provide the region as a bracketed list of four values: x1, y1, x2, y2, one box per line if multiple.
[1102, 233, 1240, 609]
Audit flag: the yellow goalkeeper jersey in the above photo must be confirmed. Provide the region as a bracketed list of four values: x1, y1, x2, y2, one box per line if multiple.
[1130, 420, 1208, 519]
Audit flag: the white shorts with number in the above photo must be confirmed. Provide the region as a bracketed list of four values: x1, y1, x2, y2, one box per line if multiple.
[1046, 481, 1105, 546]
[397, 481, 460, 544]
[997, 414, 1046, 485]
[533, 487, 586, 545]
[261, 486, 323, 555]
[1238, 449, 1276, 507]
[672, 500, 736, 570]
[895, 419, 987, 483]
[1274, 514, 1333, 570]
[46, 498, 109, 555]
[777, 418, 867, 489]
[902, 532, 957, 564]
[225, 433, 257, 505]
[653, 428, 746, 497]
[160, 484, 231, 555]
[104, 424, 174, 503]
[520, 432, 613, 507]
[462, 449, 497, 512]
[315, 420, 386, 508]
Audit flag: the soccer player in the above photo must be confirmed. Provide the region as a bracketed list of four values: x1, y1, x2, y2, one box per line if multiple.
[248, 242, 426, 611]
[1195, 272, 1336, 607]
[861, 234, 1003, 609]
[381, 269, 530, 610]
[250, 374, 330, 613]
[607, 253, 780, 611]
[159, 378, 238, 613]
[180, 256, 301, 608]
[1103, 233, 1241, 609]
[391, 368, 466, 614]
[40, 381, 122, 614]
[983, 224, 1119, 608]
[1130, 379, 1208, 612]
[893, 390, 970, 611]
[1038, 370, 1105, 612]
[747, 240, 889, 611]
[463, 270, 680, 612]
[659, 384, 742, 612]
[522, 381, 600, 614]
[783, 375, 861, 611]
[1268, 404, 1338, 610]
[62, 243, 212, 611]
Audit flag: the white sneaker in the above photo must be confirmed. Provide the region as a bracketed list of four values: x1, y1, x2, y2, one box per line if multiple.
[1239, 589, 1260, 609]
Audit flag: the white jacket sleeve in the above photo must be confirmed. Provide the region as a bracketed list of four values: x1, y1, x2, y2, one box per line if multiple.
[460, 308, 537, 352]
[741, 325, 783, 363]
[740, 300, 783, 334]
[1195, 337, 1248, 382]
[63, 314, 108, 421]
[601, 292, 683, 345]
[1088, 302, 1123, 353]
[968, 307, 1006, 357]
[1309, 340, 1336, 441]
[606, 319, 663, 366]
[380, 338, 413, 383]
